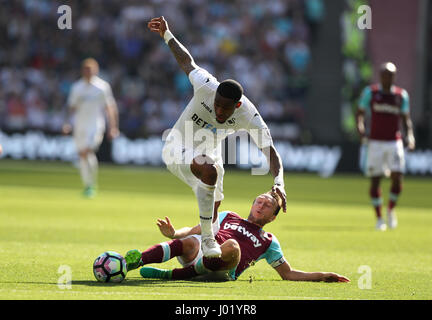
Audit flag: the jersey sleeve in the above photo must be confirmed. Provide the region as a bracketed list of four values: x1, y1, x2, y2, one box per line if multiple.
[245, 111, 273, 149]
[212, 211, 230, 235]
[103, 83, 116, 107]
[358, 86, 372, 111]
[260, 235, 286, 268]
[400, 89, 410, 114]
[217, 211, 230, 224]
[188, 68, 218, 92]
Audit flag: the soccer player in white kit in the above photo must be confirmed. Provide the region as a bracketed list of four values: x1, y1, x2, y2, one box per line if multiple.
[148, 17, 287, 258]
[63, 58, 119, 197]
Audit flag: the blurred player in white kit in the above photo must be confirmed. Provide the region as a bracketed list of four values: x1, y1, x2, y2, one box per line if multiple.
[63, 58, 119, 197]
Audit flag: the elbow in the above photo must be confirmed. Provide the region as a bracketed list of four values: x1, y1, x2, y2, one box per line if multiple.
[181, 61, 197, 76]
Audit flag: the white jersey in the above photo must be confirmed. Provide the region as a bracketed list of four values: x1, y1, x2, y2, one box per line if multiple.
[67, 76, 115, 132]
[166, 68, 273, 160]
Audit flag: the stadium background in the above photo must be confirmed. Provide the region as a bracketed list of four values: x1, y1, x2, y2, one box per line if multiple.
[1, 0, 432, 302]
[0, 0, 431, 176]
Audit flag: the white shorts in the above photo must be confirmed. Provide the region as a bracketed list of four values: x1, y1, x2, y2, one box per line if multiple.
[176, 235, 203, 268]
[162, 143, 225, 202]
[363, 139, 405, 177]
[176, 234, 235, 282]
[73, 128, 104, 152]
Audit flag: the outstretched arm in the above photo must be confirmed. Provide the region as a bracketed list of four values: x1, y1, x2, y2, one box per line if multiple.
[62, 106, 75, 135]
[157, 216, 201, 239]
[105, 102, 119, 140]
[262, 145, 287, 213]
[275, 261, 350, 283]
[148, 16, 198, 76]
[356, 108, 367, 143]
[402, 113, 415, 151]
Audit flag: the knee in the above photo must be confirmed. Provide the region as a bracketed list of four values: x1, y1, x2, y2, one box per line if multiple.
[181, 237, 198, 253]
[391, 175, 403, 192]
[202, 165, 218, 185]
[391, 173, 402, 185]
[180, 237, 199, 260]
[79, 150, 88, 158]
[221, 239, 241, 264]
[370, 177, 380, 189]
[191, 156, 218, 185]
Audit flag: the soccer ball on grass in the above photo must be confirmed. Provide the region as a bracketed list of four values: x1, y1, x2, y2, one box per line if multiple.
[93, 251, 127, 283]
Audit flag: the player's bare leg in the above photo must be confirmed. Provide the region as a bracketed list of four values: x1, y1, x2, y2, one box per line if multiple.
[213, 201, 221, 223]
[79, 148, 97, 197]
[190, 155, 221, 258]
[218, 239, 241, 270]
[178, 236, 201, 264]
[125, 236, 199, 271]
[387, 172, 402, 229]
[139, 239, 241, 280]
[370, 176, 386, 231]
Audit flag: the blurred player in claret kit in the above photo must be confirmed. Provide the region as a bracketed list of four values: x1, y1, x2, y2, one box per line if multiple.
[356, 62, 415, 231]
[125, 190, 350, 283]
[63, 58, 120, 198]
[147, 16, 287, 258]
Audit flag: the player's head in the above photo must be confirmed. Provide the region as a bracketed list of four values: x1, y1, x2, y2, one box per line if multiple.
[214, 80, 243, 123]
[81, 58, 99, 80]
[248, 191, 282, 227]
[379, 62, 397, 88]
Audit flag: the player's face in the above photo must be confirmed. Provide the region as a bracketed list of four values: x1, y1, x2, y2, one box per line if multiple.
[214, 93, 240, 123]
[380, 70, 394, 89]
[248, 195, 277, 226]
[82, 64, 98, 80]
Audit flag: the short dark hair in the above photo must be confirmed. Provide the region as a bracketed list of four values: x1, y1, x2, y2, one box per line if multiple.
[217, 79, 243, 102]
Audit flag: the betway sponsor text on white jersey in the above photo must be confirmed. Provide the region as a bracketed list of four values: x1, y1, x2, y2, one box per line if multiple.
[163, 68, 273, 162]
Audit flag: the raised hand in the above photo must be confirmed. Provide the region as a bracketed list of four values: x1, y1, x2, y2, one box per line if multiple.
[108, 126, 120, 140]
[156, 216, 175, 239]
[272, 184, 287, 213]
[147, 16, 168, 38]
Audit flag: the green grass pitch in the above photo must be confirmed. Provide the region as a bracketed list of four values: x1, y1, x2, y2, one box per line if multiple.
[0, 159, 431, 300]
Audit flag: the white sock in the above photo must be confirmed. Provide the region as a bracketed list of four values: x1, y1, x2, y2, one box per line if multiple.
[196, 180, 216, 239]
[79, 157, 92, 187]
[87, 152, 98, 187]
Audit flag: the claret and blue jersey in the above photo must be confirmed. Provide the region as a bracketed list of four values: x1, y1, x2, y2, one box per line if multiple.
[214, 211, 285, 280]
[358, 84, 410, 141]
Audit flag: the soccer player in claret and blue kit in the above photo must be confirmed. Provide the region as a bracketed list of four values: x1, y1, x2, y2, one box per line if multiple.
[356, 62, 416, 231]
[147, 17, 287, 258]
[124, 190, 350, 283]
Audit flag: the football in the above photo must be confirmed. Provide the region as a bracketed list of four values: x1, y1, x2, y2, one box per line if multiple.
[93, 251, 127, 283]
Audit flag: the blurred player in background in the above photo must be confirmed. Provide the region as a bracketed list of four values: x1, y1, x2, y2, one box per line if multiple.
[125, 190, 350, 283]
[356, 62, 415, 231]
[147, 16, 287, 258]
[63, 58, 119, 198]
